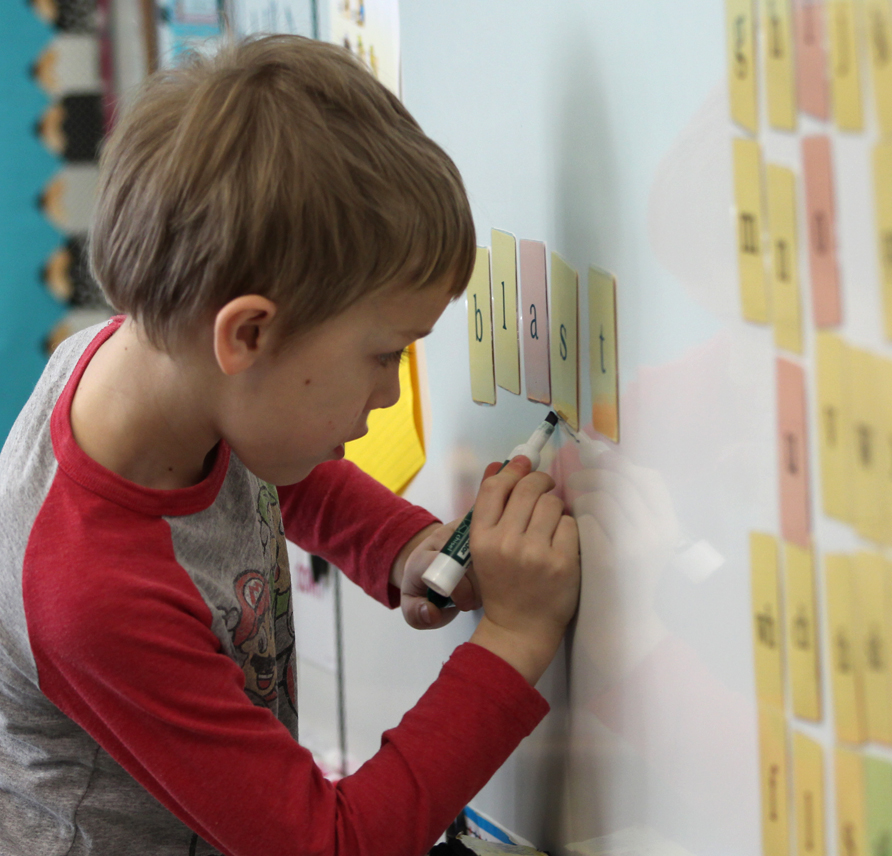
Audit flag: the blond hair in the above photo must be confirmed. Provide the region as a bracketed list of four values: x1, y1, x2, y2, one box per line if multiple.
[89, 35, 475, 350]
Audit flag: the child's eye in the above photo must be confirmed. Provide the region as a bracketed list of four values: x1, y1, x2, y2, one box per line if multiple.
[377, 347, 408, 367]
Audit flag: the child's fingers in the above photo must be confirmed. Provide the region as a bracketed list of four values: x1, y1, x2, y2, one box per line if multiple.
[553, 513, 581, 556]
[525, 492, 565, 542]
[402, 594, 459, 630]
[471, 457, 535, 528]
[494, 471, 557, 534]
[450, 571, 481, 611]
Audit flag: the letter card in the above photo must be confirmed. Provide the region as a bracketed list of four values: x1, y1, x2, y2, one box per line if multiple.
[467, 247, 496, 405]
[519, 239, 551, 404]
[549, 253, 579, 431]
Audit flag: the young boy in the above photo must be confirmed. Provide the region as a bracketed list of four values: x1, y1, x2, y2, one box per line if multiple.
[0, 35, 580, 856]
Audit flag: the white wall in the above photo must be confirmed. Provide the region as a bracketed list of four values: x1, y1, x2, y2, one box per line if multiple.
[327, 2, 892, 854]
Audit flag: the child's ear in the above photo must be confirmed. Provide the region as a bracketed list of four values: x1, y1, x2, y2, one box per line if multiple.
[213, 295, 279, 375]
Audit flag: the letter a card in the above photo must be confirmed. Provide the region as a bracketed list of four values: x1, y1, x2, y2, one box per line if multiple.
[519, 239, 551, 404]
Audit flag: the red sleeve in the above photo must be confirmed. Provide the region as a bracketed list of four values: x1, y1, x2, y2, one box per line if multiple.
[26, 480, 548, 856]
[278, 460, 439, 607]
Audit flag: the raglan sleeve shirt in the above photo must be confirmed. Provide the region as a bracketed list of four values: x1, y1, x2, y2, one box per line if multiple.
[14, 320, 550, 856]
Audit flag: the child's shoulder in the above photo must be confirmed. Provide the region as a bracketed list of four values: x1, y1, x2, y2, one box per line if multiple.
[0, 317, 119, 502]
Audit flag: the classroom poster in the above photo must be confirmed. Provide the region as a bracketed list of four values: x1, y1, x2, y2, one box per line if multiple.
[231, 0, 318, 39]
[328, 0, 400, 96]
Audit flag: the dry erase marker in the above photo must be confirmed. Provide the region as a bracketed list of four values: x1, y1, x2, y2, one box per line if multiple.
[423, 411, 559, 605]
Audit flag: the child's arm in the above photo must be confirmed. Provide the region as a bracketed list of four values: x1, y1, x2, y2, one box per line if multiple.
[278, 460, 440, 606]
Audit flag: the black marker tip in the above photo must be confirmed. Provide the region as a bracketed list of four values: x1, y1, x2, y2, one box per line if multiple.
[545, 411, 559, 426]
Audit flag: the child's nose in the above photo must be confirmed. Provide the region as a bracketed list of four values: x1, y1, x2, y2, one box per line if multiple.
[371, 365, 401, 411]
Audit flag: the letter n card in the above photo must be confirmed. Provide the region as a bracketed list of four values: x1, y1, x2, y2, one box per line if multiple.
[777, 357, 811, 548]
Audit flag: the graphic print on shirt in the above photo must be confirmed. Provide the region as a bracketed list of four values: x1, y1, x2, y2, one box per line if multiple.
[222, 483, 296, 715]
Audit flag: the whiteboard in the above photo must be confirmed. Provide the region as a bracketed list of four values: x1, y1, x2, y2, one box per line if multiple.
[315, 2, 892, 854]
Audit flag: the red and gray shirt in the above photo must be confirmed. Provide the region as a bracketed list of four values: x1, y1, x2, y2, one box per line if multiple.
[0, 318, 549, 856]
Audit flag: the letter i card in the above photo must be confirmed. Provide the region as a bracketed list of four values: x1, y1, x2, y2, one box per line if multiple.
[758, 702, 791, 856]
[828, 0, 864, 131]
[792, 731, 825, 856]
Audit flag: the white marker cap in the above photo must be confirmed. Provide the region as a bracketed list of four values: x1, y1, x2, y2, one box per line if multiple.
[507, 442, 542, 470]
[422, 550, 467, 597]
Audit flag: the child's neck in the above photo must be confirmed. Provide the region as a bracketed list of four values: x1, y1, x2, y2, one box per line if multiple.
[70, 318, 222, 490]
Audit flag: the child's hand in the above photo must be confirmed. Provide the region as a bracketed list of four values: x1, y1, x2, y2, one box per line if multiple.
[468, 457, 580, 685]
[400, 522, 482, 629]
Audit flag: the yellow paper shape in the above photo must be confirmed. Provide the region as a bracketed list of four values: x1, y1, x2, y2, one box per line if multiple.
[851, 348, 886, 544]
[734, 138, 770, 323]
[785, 541, 822, 721]
[835, 747, 867, 856]
[728, 0, 759, 132]
[824, 553, 867, 744]
[751, 532, 785, 708]
[828, 0, 865, 131]
[767, 164, 802, 353]
[815, 331, 853, 522]
[878, 358, 892, 546]
[763, 0, 797, 129]
[491, 229, 521, 396]
[549, 252, 579, 431]
[866, 0, 892, 137]
[588, 266, 619, 442]
[865, 755, 892, 856]
[853, 552, 892, 744]
[873, 144, 892, 340]
[759, 702, 792, 856]
[345, 343, 425, 496]
[467, 247, 496, 405]
[792, 731, 825, 856]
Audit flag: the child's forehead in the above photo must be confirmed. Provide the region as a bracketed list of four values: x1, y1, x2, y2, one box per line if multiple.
[360, 280, 455, 330]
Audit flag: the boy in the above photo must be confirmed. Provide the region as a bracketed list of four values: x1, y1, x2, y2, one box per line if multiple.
[0, 35, 580, 855]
